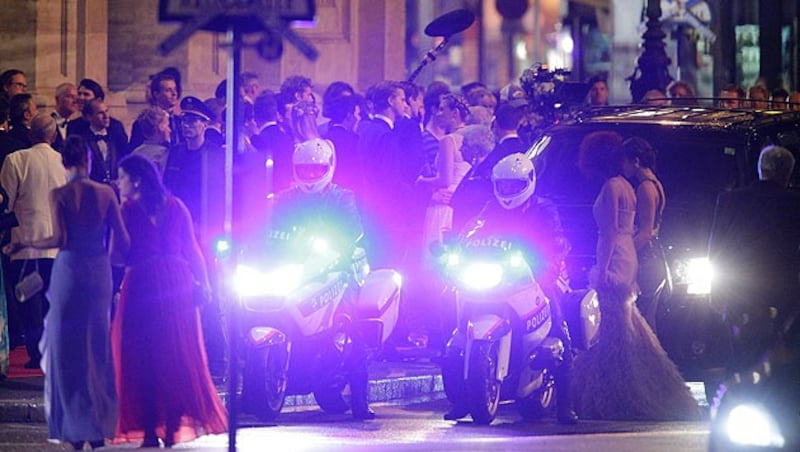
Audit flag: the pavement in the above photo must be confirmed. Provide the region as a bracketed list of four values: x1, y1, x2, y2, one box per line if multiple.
[0, 347, 445, 424]
[0, 346, 711, 425]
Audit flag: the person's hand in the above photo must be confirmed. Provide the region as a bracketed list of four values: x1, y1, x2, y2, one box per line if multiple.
[431, 188, 453, 205]
[2, 241, 25, 256]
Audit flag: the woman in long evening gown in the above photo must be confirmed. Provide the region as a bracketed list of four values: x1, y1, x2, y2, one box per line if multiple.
[571, 131, 700, 421]
[112, 155, 226, 448]
[419, 93, 473, 253]
[24, 136, 130, 450]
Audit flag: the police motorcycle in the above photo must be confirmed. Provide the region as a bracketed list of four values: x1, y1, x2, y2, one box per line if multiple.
[708, 316, 799, 451]
[435, 154, 600, 424]
[233, 139, 402, 421]
[436, 220, 600, 425]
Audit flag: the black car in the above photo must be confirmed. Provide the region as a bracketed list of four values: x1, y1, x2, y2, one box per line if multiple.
[528, 105, 800, 394]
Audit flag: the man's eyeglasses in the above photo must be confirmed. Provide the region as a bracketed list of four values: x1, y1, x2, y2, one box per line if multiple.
[9, 82, 27, 90]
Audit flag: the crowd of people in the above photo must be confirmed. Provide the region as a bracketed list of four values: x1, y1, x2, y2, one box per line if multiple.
[1, 63, 798, 445]
[0, 69, 228, 449]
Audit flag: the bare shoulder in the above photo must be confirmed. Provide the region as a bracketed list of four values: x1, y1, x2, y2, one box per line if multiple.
[86, 180, 119, 202]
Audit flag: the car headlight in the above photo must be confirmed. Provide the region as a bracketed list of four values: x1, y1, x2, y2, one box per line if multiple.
[234, 264, 303, 297]
[460, 263, 503, 290]
[724, 403, 785, 448]
[672, 256, 713, 295]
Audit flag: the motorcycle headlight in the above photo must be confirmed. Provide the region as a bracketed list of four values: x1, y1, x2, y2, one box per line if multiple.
[234, 264, 303, 297]
[444, 251, 461, 267]
[310, 237, 330, 254]
[724, 403, 785, 448]
[460, 263, 503, 290]
[672, 256, 713, 295]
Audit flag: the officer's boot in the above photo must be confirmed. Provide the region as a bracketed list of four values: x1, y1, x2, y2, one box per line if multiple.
[348, 340, 375, 420]
[554, 321, 578, 425]
[350, 368, 375, 420]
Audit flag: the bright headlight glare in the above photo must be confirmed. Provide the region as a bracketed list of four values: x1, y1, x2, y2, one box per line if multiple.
[509, 252, 525, 268]
[460, 263, 503, 290]
[235, 264, 303, 297]
[445, 252, 460, 267]
[725, 404, 785, 448]
[311, 237, 330, 254]
[674, 257, 713, 295]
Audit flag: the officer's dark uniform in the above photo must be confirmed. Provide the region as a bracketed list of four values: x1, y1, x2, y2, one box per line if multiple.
[266, 184, 376, 419]
[462, 195, 579, 424]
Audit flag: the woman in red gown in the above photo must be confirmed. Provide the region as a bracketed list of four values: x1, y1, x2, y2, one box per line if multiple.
[112, 154, 227, 447]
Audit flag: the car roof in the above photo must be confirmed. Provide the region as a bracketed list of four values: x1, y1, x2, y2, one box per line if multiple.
[561, 105, 800, 130]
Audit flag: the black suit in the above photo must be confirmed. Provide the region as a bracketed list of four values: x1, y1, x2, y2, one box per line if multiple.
[451, 135, 527, 231]
[356, 116, 392, 191]
[50, 112, 71, 152]
[324, 124, 361, 193]
[71, 120, 129, 183]
[249, 123, 295, 194]
[709, 180, 800, 369]
[234, 123, 293, 242]
[0, 129, 28, 165]
[356, 116, 404, 268]
[4, 125, 32, 151]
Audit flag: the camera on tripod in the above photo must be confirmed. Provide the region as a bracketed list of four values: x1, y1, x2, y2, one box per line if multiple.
[518, 63, 590, 134]
[520, 63, 587, 109]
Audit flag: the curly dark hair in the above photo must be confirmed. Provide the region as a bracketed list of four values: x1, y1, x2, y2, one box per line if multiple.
[578, 131, 624, 180]
[280, 75, 313, 102]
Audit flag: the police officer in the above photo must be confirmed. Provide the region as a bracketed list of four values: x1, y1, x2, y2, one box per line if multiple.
[446, 153, 579, 424]
[267, 138, 375, 419]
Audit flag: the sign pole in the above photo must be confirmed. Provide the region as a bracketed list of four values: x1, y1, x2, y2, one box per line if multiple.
[224, 25, 241, 452]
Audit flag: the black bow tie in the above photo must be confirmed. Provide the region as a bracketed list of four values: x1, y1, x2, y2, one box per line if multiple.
[94, 134, 109, 142]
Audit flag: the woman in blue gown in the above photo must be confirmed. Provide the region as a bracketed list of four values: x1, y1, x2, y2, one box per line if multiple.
[25, 136, 130, 449]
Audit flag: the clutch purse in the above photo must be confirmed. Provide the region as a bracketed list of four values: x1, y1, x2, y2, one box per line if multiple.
[16, 262, 43, 303]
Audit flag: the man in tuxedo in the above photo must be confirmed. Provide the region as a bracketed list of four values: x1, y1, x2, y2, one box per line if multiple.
[249, 90, 294, 196]
[709, 145, 800, 372]
[356, 81, 407, 269]
[80, 99, 129, 184]
[51, 83, 78, 152]
[130, 71, 182, 151]
[323, 93, 362, 193]
[451, 101, 526, 230]
[67, 79, 128, 152]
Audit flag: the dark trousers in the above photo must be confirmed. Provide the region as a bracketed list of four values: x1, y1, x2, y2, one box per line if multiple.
[10, 258, 54, 364]
[1, 253, 23, 345]
[199, 242, 227, 379]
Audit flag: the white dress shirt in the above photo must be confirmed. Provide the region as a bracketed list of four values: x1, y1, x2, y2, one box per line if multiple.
[0, 142, 67, 260]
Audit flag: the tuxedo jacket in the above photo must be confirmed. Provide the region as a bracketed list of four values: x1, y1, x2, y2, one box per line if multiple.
[70, 119, 129, 183]
[249, 124, 295, 194]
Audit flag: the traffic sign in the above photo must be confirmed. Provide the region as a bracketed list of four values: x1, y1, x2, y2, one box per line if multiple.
[159, 0, 315, 33]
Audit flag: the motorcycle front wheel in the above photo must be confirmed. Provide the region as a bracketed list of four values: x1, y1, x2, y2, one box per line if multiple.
[244, 343, 290, 422]
[467, 341, 501, 425]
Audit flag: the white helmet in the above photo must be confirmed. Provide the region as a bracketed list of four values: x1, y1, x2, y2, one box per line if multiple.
[293, 138, 336, 193]
[492, 153, 536, 210]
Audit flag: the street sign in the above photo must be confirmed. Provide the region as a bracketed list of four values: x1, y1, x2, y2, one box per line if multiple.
[159, 0, 315, 33]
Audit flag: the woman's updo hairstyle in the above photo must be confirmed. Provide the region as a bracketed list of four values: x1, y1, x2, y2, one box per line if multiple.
[62, 135, 89, 168]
